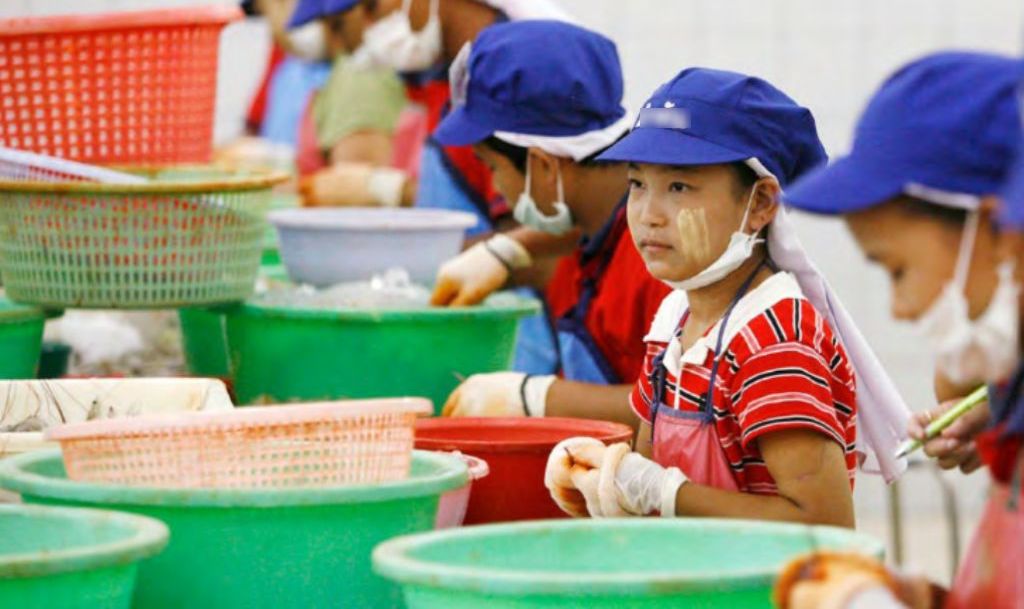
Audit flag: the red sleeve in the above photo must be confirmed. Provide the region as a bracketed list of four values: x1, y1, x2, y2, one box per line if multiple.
[245, 44, 286, 134]
[729, 341, 846, 450]
[546, 255, 579, 321]
[588, 236, 671, 383]
[630, 342, 665, 422]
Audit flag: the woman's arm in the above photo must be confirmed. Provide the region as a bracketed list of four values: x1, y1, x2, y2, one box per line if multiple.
[544, 382, 637, 429]
[672, 429, 855, 527]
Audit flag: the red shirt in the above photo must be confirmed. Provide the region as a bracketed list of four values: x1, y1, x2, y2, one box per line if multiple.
[631, 285, 858, 494]
[546, 206, 671, 384]
[245, 44, 286, 135]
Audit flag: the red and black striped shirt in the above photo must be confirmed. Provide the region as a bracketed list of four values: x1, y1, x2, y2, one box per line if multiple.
[632, 291, 858, 494]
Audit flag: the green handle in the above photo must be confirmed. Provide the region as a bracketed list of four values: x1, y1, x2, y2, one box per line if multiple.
[895, 385, 988, 458]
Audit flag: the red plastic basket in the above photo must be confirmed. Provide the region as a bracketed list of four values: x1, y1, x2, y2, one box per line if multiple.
[0, 6, 241, 164]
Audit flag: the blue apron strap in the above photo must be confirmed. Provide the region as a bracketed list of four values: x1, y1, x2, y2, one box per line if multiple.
[701, 257, 769, 414]
[649, 348, 668, 442]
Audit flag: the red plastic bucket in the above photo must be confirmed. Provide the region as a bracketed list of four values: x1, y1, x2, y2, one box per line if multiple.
[415, 418, 633, 525]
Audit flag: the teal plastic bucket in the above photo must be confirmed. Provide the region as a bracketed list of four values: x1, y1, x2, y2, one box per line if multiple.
[0, 298, 45, 379]
[178, 307, 230, 378]
[0, 504, 168, 609]
[178, 264, 291, 379]
[1, 450, 467, 609]
[373, 518, 885, 609]
[225, 293, 539, 410]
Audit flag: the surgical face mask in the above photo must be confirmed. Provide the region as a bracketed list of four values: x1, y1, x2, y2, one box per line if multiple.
[287, 21, 328, 61]
[668, 187, 763, 291]
[358, 0, 442, 72]
[513, 159, 574, 235]
[912, 211, 1021, 385]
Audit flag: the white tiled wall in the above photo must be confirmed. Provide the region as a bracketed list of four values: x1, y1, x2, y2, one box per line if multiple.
[7, 0, 1024, 580]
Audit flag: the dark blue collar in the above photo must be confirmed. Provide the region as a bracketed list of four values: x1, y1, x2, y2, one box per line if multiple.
[992, 361, 1024, 437]
[579, 194, 628, 262]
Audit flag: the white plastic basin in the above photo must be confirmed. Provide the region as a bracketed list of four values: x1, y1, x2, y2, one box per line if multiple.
[269, 207, 477, 286]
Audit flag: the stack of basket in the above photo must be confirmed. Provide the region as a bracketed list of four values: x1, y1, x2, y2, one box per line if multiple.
[0, 6, 287, 382]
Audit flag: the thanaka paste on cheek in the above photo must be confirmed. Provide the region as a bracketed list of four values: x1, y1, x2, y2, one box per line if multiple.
[676, 207, 712, 265]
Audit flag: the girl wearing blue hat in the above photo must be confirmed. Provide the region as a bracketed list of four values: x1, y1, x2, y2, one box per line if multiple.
[776, 52, 1024, 609]
[545, 68, 910, 526]
[427, 21, 670, 425]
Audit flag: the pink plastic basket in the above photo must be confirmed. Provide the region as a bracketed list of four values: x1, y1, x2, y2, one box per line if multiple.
[0, 6, 241, 164]
[46, 398, 432, 489]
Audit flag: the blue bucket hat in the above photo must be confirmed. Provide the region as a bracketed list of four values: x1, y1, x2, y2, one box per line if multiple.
[596, 68, 827, 187]
[433, 20, 628, 155]
[289, 0, 358, 28]
[785, 52, 1023, 215]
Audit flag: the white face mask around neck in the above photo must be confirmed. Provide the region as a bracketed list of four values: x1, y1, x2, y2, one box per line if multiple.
[912, 210, 1021, 385]
[667, 186, 764, 291]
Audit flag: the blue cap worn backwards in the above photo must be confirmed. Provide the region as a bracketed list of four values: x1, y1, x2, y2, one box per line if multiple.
[596, 68, 827, 187]
[289, 0, 358, 28]
[433, 20, 628, 154]
[785, 52, 1024, 215]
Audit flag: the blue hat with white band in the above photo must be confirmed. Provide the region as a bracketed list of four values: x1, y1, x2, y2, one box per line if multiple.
[288, 0, 358, 28]
[433, 20, 630, 161]
[596, 68, 827, 187]
[785, 52, 1023, 215]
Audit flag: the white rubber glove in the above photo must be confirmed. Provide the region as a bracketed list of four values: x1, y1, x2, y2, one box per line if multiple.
[441, 372, 555, 418]
[431, 234, 532, 307]
[545, 437, 606, 518]
[299, 163, 407, 207]
[597, 444, 688, 517]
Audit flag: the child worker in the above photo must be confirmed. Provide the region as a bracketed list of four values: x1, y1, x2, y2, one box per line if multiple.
[432, 20, 670, 425]
[545, 68, 909, 525]
[772, 52, 1024, 609]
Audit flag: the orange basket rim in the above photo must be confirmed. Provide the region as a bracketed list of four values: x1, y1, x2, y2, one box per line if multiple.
[0, 165, 290, 194]
[0, 4, 242, 38]
[46, 398, 433, 442]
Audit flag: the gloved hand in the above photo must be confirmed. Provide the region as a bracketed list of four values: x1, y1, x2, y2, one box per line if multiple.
[441, 372, 555, 418]
[545, 437, 607, 518]
[596, 444, 688, 517]
[431, 234, 533, 307]
[298, 162, 407, 207]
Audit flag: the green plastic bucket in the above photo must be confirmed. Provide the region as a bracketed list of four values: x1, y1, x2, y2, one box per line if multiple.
[179, 264, 291, 379]
[178, 307, 231, 378]
[225, 293, 539, 410]
[373, 518, 885, 609]
[1, 449, 467, 609]
[0, 504, 168, 609]
[0, 298, 45, 379]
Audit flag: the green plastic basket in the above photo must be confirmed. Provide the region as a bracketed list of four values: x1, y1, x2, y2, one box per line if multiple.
[224, 293, 540, 410]
[1, 449, 467, 609]
[0, 167, 287, 309]
[0, 504, 168, 609]
[373, 519, 885, 609]
[0, 298, 45, 379]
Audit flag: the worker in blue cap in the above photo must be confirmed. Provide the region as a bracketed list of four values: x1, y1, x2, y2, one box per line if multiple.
[290, 0, 572, 227]
[545, 67, 910, 526]
[289, 0, 576, 376]
[432, 21, 669, 425]
[773, 52, 1023, 609]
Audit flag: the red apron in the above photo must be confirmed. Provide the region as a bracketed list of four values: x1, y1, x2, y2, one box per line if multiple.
[946, 449, 1024, 609]
[649, 261, 770, 492]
